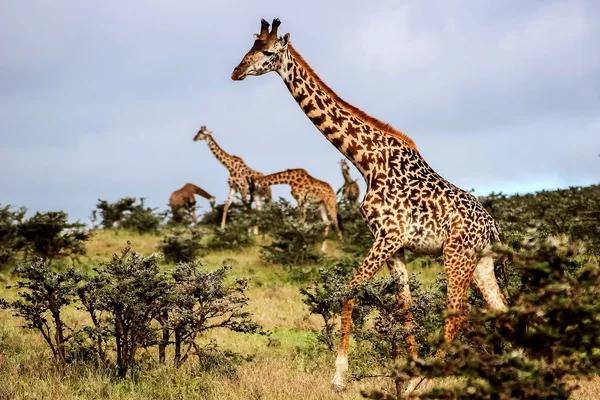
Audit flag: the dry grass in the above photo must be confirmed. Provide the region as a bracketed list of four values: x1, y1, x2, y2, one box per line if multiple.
[1, 229, 598, 399]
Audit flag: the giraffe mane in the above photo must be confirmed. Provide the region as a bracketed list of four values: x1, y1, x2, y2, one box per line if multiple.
[288, 45, 417, 151]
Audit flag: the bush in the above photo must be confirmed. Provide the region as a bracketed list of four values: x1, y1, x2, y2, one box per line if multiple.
[1, 242, 262, 379]
[364, 237, 600, 400]
[158, 228, 205, 264]
[17, 211, 90, 265]
[0, 205, 26, 270]
[337, 198, 373, 257]
[205, 219, 255, 251]
[93, 197, 163, 234]
[259, 199, 325, 266]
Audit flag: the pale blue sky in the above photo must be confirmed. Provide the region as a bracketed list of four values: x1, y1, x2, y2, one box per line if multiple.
[1, 0, 599, 221]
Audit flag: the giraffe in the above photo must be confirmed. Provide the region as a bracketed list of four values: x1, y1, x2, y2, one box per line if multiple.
[169, 183, 215, 223]
[193, 126, 271, 232]
[231, 18, 509, 394]
[254, 168, 342, 250]
[339, 159, 360, 204]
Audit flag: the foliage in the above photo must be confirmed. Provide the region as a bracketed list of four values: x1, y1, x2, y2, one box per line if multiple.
[92, 197, 163, 234]
[92, 197, 136, 229]
[0, 259, 80, 364]
[480, 185, 600, 253]
[157, 228, 204, 264]
[204, 217, 255, 251]
[166, 262, 263, 367]
[17, 211, 90, 265]
[259, 199, 326, 266]
[0, 204, 26, 269]
[199, 201, 249, 227]
[364, 237, 600, 400]
[337, 198, 373, 257]
[1, 242, 261, 379]
[299, 256, 360, 350]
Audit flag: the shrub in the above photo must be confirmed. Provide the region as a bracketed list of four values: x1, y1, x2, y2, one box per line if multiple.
[205, 219, 254, 251]
[1, 242, 262, 379]
[259, 199, 325, 266]
[93, 197, 163, 234]
[0, 259, 80, 364]
[337, 198, 373, 257]
[158, 228, 205, 264]
[17, 211, 90, 265]
[364, 237, 600, 400]
[0, 205, 26, 270]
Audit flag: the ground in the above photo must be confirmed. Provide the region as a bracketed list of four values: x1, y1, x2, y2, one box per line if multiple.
[0, 229, 598, 399]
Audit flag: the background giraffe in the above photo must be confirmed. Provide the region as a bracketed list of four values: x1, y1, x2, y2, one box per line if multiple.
[169, 183, 215, 223]
[193, 126, 271, 232]
[254, 168, 342, 250]
[231, 18, 508, 394]
[339, 159, 360, 203]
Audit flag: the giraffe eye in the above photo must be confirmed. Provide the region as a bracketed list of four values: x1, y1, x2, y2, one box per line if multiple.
[263, 50, 274, 56]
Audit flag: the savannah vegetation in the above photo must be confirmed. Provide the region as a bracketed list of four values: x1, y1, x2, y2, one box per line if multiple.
[0, 184, 599, 399]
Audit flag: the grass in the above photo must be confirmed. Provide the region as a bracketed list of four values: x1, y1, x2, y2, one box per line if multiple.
[1, 229, 598, 399]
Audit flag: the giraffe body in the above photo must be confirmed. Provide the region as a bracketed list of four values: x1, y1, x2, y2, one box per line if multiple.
[255, 168, 342, 245]
[193, 126, 271, 230]
[231, 19, 508, 394]
[169, 183, 215, 223]
[339, 159, 360, 203]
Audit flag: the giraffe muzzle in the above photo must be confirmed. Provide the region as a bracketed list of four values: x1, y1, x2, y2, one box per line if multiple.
[231, 67, 246, 81]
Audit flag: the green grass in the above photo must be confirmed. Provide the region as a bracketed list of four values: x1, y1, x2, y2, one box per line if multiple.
[0, 229, 598, 400]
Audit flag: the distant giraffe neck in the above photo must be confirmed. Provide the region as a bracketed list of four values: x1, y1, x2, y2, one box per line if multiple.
[277, 45, 418, 177]
[187, 184, 213, 200]
[205, 135, 237, 170]
[341, 167, 353, 184]
[259, 170, 299, 186]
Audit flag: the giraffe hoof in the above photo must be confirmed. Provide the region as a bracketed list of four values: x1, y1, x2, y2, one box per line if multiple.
[331, 382, 347, 393]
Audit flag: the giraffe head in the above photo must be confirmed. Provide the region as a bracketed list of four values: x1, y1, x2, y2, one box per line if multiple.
[231, 18, 290, 81]
[339, 159, 350, 173]
[193, 126, 212, 141]
[209, 196, 216, 210]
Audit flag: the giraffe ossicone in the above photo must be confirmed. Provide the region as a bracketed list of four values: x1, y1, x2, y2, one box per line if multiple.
[232, 18, 508, 394]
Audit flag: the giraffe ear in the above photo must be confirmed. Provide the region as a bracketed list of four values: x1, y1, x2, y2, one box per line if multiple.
[253, 33, 260, 40]
[282, 33, 290, 46]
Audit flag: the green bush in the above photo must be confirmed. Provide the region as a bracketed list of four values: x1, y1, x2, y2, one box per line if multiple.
[158, 228, 205, 264]
[1, 242, 262, 379]
[364, 237, 600, 400]
[259, 199, 325, 266]
[0, 205, 26, 270]
[17, 211, 90, 265]
[92, 197, 163, 234]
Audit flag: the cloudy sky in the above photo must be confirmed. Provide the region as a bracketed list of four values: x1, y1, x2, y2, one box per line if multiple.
[1, 0, 599, 222]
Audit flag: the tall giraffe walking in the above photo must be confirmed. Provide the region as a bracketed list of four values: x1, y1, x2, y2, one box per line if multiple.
[254, 168, 341, 250]
[193, 126, 271, 231]
[231, 19, 508, 394]
[169, 183, 215, 223]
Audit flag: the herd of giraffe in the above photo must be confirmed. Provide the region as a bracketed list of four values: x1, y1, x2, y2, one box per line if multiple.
[172, 18, 509, 395]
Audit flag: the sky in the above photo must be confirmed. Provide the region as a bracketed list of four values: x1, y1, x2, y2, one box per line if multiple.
[1, 0, 599, 222]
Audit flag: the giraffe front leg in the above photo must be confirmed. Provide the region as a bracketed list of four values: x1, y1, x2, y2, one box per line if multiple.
[386, 250, 417, 359]
[332, 236, 403, 392]
[319, 204, 330, 252]
[221, 188, 236, 229]
[251, 193, 263, 235]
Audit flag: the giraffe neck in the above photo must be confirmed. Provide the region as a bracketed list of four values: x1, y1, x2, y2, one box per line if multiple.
[341, 167, 353, 184]
[187, 184, 213, 200]
[277, 45, 418, 177]
[259, 170, 297, 186]
[205, 135, 236, 171]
